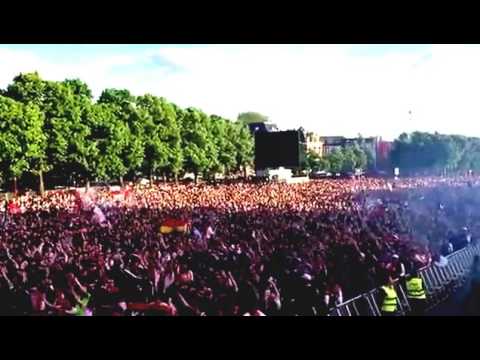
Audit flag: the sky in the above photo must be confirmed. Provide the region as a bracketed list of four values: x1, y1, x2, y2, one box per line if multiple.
[0, 44, 479, 141]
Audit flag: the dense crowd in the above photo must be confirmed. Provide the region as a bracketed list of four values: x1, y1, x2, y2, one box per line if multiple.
[1, 175, 479, 316]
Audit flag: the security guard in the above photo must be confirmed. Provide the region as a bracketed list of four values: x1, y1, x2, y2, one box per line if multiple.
[380, 275, 399, 316]
[405, 269, 427, 316]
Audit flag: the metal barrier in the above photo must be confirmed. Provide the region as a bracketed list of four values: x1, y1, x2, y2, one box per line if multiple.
[328, 244, 480, 316]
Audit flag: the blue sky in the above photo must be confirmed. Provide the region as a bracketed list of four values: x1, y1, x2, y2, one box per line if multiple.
[1, 44, 479, 140]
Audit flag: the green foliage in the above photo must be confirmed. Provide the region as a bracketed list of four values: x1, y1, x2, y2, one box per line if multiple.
[237, 111, 269, 124]
[210, 115, 237, 175]
[97, 89, 146, 180]
[0, 96, 47, 182]
[232, 122, 254, 172]
[6, 72, 46, 105]
[6, 70, 480, 188]
[304, 150, 322, 171]
[136, 95, 184, 178]
[304, 145, 369, 173]
[327, 149, 344, 174]
[0, 72, 256, 187]
[341, 147, 357, 172]
[181, 108, 210, 178]
[389, 131, 480, 175]
[98, 88, 135, 106]
[63, 79, 93, 99]
[352, 145, 367, 170]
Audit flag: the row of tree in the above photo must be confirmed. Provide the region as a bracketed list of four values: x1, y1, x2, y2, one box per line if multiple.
[389, 131, 480, 175]
[0, 72, 254, 194]
[304, 144, 372, 174]
[304, 131, 480, 176]
[303, 135, 375, 173]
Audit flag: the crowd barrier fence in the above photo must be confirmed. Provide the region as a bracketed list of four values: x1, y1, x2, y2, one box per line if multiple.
[328, 243, 480, 316]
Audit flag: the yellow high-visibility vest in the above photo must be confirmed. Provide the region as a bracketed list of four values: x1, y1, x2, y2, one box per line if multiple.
[381, 285, 398, 313]
[406, 277, 426, 299]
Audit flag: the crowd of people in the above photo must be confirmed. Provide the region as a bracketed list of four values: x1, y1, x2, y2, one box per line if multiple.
[0, 175, 479, 316]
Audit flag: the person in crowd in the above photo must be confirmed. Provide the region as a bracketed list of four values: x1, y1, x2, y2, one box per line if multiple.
[379, 275, 399, 316]
[404, 268, 427, 316]
[465, 255, 480, 315]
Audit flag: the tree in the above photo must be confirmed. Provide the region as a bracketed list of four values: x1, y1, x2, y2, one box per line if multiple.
[181, 108, 210, 183]
[317, 157, 331, 172]
[389, 131, 471, 175]
[98, 89, 145, 185]
[230, 122, 254, 177]
[304, 150, 322, 172]
[4, 73, 53, 193]
[63, 79, 93, 99]
[136, 95, 170, 182]
[237, 112, 269, 125]
[210, 115, 237, 176]
[89, 103, 130, 183]
[5, 72, 46, 105]
[341, 147, 357, 172]
[98, 88, 135, 106]
[136, 95, 184, 182]
[168, 104, 185, 182]
[54, 79, 99, 187]
[0, 96, 47, 194]
[352, 145, 368, 170]
[327, 149, 344, 174]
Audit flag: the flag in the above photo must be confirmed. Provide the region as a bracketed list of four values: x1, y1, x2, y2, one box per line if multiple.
[160, 218, 189, 234]
[174, 219, 189, 233]
[160, 218, 175, 234]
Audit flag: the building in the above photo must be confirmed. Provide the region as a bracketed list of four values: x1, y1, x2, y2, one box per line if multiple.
[377, 139, 393, 160]
[305, 132, 325, 157]
[320, 136, 349, 155]
[376, 139, 393, 170]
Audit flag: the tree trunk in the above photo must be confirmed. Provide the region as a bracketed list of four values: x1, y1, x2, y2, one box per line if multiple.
[119, 176, 124, 188]
[39, 171, 45, 196]
[163, 173, 167, 183]
[150, 170, 154, 186]
[194, 172, 198, 184]
[243, 165, 247, 179]
[174, 172, 179, 185]
[86, 179, 90, 190]
[13, 177, 18, 195]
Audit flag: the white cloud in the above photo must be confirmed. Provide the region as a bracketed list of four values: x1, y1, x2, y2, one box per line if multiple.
[2, 44, 480, 140]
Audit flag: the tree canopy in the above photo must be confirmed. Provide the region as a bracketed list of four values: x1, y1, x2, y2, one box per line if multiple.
[0, 72, 254, 192]
[237, 112, 269, 124]
[389, 131, 480, 175]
